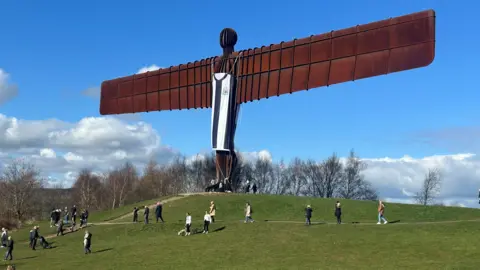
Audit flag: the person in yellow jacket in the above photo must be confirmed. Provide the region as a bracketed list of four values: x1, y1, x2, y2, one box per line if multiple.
[377, 201, 388, 224]
[209, 201, 216, 223]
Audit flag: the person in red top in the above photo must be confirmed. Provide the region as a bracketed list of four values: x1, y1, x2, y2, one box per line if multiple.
[377, 201, 388, 224]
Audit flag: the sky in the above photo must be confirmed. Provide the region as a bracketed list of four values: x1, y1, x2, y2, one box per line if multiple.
[1, 0, 479, 207]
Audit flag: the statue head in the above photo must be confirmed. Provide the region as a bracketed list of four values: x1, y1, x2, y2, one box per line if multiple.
[219, 28, 237, 55]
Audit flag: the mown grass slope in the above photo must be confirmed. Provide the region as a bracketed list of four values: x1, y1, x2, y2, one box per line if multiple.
[3, 194, 480, 270]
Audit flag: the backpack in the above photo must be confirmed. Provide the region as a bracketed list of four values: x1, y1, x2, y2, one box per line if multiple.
[250, 207, 253, 214]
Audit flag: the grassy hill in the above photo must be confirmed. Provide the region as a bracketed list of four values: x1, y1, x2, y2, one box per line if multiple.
[3, 193, 480, 270]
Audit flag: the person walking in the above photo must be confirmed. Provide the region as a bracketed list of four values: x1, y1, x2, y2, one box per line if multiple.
[252, 183, 257, 194]
[185, 213, 192, 236]
[83, 231, 92, 254]
[144, 206, 150, 224]
[335, 201, 342, 224]
[203, 211, 211, 234]
[71, 205, 77, 224]
[377, 200, 388, 224]
[133, 207, 139, 223]
[209, 201, 216, 223]
[244, 202, 254, 223]
[155, 202, 164, 223]
[1, 228, 8, 247]
[57, 221, 64, 236]
[305, 205, 313, 225]
[3, 236, 13, 261]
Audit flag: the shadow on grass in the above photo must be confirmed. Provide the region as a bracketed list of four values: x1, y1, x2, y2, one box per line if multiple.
[389, 220, 401, 224]
[16, 256, 37, 261]
[212, 226, 226, 232]
[93, 248, 113, 254]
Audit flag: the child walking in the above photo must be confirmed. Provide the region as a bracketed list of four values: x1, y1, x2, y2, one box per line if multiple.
[203, 211, 211, 234]
[185, 213, 192, 236]
[335, 201, 342, 224]
[377, 200, 388, 224]
[305, 205, 313, 225]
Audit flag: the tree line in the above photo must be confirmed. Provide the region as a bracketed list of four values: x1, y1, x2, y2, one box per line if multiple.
[0, 149, 443, 229]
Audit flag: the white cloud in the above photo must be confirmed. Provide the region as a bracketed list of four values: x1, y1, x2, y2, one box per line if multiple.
[0, 113, 177, 186]
[137, 65, 161, 74]
[0, 112, 479, 208]
[0, 69, 19, 105]
[362, 153, 480, 208]
[80, 86, 100, 98]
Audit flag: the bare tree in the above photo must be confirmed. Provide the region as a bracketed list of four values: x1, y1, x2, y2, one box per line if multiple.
[320, 153, 343, 198]
[302, 159, 323, 197]
[253, 157, 272, 194]
[0, 160, 44, 223]
[105, 162, 138, 209]
[288, 158, 308, 196]
[338, 150, 378, 200]
[415, 168, 442, 206]
[72, 169, 103, 210]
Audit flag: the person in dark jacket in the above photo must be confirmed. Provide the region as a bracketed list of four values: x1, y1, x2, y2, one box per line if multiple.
[80, 211, 86, 227]
[39, 236, 52, 249]
[245, 181, 250, 193]
[252, 183, 257, 194]
[4, 236, 13, 261]
[133, 207, 139, 223]
[334, 201, 342, 224]
[155, 202, 164, 223]
[83, 209, 89, 226]
[305, 205, 313, 225]
[71, 205, 77, 223]
[29, 226, 39, 250]
[54, 210, 60, 226]
[57, 220, 64, 236]
[50, 209, 56, 227]
[144, 206, 150, 224]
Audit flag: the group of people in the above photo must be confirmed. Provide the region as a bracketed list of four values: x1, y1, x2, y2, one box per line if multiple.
[304, 201, 342, 225]
[133, 201, 165, 224]
[303, 200, 388, 225]
[50, 205, 89, 229]
[178, 201, 217, 236]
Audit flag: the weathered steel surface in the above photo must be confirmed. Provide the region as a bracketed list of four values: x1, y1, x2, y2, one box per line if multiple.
[99, 9, 435, 115]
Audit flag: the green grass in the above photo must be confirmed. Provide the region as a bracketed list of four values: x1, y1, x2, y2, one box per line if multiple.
[4, 194, 480, 269]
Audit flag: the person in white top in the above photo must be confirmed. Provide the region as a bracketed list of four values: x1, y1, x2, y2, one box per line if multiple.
[185, 213, 192, 236]
[203, 211, 212, 234]
[1, 228, 7, 247]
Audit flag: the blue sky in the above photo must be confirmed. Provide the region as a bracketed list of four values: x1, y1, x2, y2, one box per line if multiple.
[1, 0, 478, 162]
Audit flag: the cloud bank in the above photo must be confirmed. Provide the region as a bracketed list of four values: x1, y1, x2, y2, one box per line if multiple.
[0, 112, 479, 207]
[0, 69, 19, 105]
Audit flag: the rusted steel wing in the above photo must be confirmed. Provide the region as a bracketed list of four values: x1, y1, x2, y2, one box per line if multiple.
[100, 59, 216, 115]
[236, 9, 435, 104]
[99, 9, 435, 115]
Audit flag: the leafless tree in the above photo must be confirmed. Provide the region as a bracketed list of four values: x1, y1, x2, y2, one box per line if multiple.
[270, 161, 290, 195]
[288, 158, 308, 196]
[72, 169, 103, 210]
[338, 150, 378, 200]
[230, 153, 253, 192]
[105, 162, 138, 209]
[302, 159, 323, 197]
[415, 168, 442, 206]
[253, 157, 272, 194]
[0, 160, 44, 223]
[320, 153, 343, 198]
